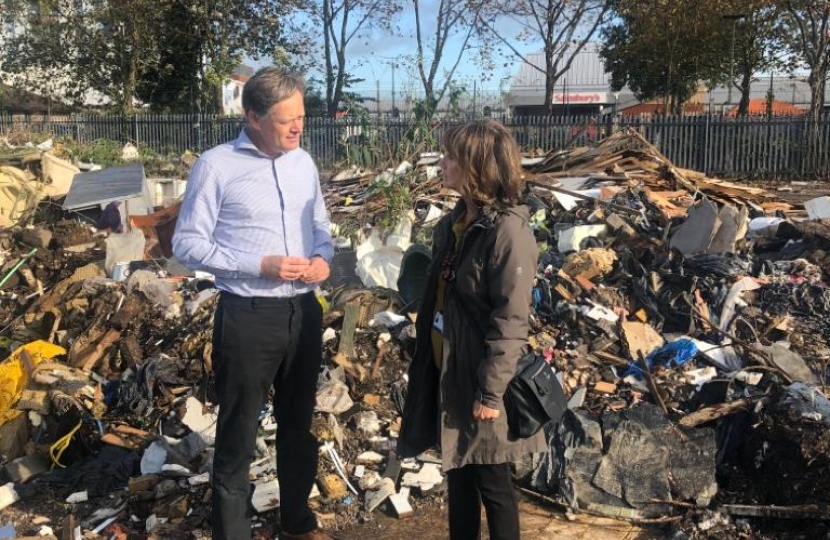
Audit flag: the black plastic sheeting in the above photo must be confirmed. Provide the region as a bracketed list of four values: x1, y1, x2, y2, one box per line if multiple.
[532, 404, 717, 516]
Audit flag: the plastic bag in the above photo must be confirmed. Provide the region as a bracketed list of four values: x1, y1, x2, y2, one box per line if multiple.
[105, 229, 146, 276]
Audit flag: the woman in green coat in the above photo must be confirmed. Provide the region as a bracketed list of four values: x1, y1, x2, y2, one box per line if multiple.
[399, 120, 546, 540]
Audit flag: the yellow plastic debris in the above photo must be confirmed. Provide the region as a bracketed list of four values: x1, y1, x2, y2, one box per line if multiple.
[41, 152, 80, 198]
[0, 341, 67, 426]
[0, 166, 42, 228]
[315, 287, 330, 313]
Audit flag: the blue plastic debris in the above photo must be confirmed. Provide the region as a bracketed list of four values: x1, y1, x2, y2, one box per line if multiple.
[0, 523, 15, 539]
[625, 339, 699, 377]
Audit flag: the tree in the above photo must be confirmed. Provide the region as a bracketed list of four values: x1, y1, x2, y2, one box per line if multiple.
[601, 0, 732, 114]
[0, 0, 299, 115]
[1, 0, 164, 114]
[780, 0, 830, 121]
[780, 0, 830, 173]
[135, 2, 202, 113]
[408, 0, 485, 120]
[196, 0, 303, 114]
[730, 1, 783, 116]
[291, 0, 401, 117]
[477, 0, 611, 114]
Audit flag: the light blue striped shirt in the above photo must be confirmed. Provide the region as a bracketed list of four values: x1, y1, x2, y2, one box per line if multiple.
[172, 129, 334, 298]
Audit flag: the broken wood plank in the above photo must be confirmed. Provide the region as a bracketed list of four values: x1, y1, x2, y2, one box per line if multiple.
[643, 187, 688, 222]
[332, 351, 367, 382]
[694, 289, 712, 332]
[679, 398, 759, 427]
[638, 351, 668, 416]
[593, 381, 617, 394]
[337, 303, 360, 358]
[370, 342, 389, 380]
[113, 424, 154, 439]
[591, 350, 630, 367]
[80, 329, 121, 372]
[553, 283, 575, 302]
[100, 433, 141, 450]
[720, 504, 830, 519]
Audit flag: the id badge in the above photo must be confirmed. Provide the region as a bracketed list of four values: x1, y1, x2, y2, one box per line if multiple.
[432, 311, 445, 334]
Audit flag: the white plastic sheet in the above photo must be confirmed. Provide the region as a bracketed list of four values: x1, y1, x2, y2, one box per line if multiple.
[355, 213, 414, 290]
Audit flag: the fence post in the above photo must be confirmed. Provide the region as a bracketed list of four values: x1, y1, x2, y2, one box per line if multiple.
[193, 113, 202, 153]
[703, 113, 711, 176]
[131, 114, 138, 144]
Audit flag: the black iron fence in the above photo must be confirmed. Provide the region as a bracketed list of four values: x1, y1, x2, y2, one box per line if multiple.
[1, 113, 829, 178]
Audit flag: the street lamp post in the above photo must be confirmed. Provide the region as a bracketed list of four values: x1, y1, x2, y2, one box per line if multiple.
[724, 13, 746, 107]
[377, 56, 398, 117]
[391, 61, 396, 117]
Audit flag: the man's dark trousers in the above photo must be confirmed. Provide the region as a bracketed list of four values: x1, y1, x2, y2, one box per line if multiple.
[211, 291, 323, 540]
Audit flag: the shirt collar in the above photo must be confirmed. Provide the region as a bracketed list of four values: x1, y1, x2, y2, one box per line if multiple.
[234, 128, 286, 159]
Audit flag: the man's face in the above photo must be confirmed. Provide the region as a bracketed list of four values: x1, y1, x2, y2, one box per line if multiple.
[247, 90, 305, 156]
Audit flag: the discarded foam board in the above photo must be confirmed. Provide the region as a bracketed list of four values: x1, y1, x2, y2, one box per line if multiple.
[364, 477, 395, 512]
[389, 487, 414, 518]
[0, 483, 20, 511]
[557, 224, 607, 253]
[805, 196, 830, 220]
[356, 451, 385, 465]
[620, 320, 665, 360]
[707, 204, 748, 254]
[66, 491, 88, 503]
[251, 479, 280, 512]
[180, 397, 217, 444]
[401, 463, 443, 493]
[669, 198, 720, 255]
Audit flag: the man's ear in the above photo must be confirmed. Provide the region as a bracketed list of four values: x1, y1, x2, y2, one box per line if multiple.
[245, 110, 261, 131]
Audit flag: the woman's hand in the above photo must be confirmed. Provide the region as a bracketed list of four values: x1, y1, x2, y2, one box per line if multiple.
[472, 401, 500, 422]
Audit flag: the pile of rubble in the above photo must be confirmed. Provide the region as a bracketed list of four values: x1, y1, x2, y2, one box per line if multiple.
[1, 129, 830, 539]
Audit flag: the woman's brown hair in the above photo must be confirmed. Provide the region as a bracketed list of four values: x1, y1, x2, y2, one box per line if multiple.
[442, 120, 524, 206]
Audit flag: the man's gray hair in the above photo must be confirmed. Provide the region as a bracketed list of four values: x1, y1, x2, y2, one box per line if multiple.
[242, 67, 305, 117]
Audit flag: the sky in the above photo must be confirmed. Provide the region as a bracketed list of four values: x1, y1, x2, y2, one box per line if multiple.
[254, 4, 540, 110]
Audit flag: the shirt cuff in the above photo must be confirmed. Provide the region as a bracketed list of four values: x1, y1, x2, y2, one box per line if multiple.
[237, 252, 264, 278]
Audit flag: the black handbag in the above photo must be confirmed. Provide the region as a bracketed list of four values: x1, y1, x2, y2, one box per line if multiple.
[504, 350, 567, 439]
[450, 291, 567, 439]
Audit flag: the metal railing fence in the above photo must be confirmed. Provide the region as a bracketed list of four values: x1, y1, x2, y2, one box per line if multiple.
[1, 113, 828, 178]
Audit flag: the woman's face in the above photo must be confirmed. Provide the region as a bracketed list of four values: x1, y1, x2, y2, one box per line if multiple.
[439, 154, 462, 191]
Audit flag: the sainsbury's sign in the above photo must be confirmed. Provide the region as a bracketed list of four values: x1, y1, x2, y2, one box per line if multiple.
[553, 93, 606, 104]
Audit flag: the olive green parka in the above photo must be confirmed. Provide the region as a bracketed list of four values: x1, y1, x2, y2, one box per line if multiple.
[398, 199, 547, 470]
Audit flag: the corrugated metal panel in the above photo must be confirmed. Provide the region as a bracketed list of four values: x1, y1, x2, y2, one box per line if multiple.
[63, 164, 149, 211]
[511, 43, 611, 88]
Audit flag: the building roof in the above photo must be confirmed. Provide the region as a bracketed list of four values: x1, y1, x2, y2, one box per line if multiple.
[726, 98, 804, 116]
[705, 78, 820, 108]
[506, 42, 634, 108]
[620, 102, 706, 116]
[510, 43, 610, 89]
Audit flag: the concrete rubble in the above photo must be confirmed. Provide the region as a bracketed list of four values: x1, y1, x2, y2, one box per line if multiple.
[0, 130, 830, 539]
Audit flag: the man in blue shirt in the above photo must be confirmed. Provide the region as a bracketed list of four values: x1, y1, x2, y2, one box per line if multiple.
[173, 67, 335, 540]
